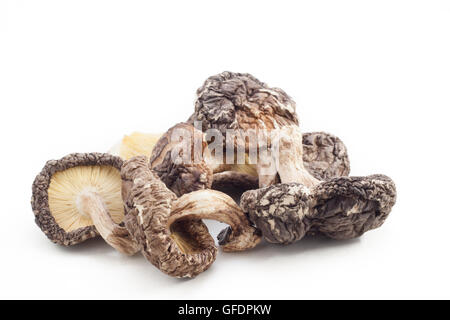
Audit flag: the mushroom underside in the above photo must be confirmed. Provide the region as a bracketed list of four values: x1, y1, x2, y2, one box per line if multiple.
[31, 153, 124, 246]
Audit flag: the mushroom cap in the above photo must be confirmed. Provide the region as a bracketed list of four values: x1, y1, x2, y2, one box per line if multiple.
[190, 72, 321, 190]
[302, 132, 351, 180]
[150, 123, 213, 197]
[31, 153, 124, 246]
[189, 71, 298, 135]
[121, 156, 217, 278]
[241, 175, 396, 244]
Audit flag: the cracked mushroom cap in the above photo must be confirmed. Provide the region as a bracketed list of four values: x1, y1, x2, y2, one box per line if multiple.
[150, 123, 213, 197]
[31, 153, 127, 246]
[189, 71, 319, 189]
[189, 71, 298, 134]
[302, 132, 350, 180]
[241, 174, 396, 244]
[121, 156, 217, 278]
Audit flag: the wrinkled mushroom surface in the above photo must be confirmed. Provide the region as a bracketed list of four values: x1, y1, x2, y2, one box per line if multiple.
[188, 71, 318, 189]
[121, 156, 217, 278]
[302, 132, 350, 180]
[122, 156, 261, 277]
[189, 71, 298, 134]
[31, 153, 138, 254]
[150, 123, 213, 197]
[241, 174, 396, 244]
[188, 72, 396, 245]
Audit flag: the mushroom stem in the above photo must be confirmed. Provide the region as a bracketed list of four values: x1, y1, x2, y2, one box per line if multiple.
[169, 190, 261, 252]
[269, 125, 320, 188]
[78, 191, 139, 255]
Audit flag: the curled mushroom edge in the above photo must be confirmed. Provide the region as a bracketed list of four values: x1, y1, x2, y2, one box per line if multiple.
[31, 152, 139, 255]
[170, 189, 261, 252]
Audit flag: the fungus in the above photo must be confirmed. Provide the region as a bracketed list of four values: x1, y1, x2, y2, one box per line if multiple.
[189, 71, 298, 134]
[241, 175, 397, 244]
[302, 132, 350, 180]
[187, 72, 396, 244]
[149, 123, 213, 197]
[188, 71, 319, 188]
[121, 156, 261, 277]
[239, 123, 395, 245]
[31, 153, 139, 255]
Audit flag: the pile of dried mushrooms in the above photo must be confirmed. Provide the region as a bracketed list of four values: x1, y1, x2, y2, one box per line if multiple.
[31, 72, 396, 278]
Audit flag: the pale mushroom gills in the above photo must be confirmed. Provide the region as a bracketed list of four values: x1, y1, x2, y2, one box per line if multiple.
[49, 165, 123, 232]
[31, 153, 139, 254]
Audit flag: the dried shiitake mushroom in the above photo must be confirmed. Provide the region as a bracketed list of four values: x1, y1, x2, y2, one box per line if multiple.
[121, 156, 261, 278]
[237, 115, 395, 244]
[302, 132, 350, 180]
[146, 122, 353, 248]
[241, 175, 396, 244]
[186, 72, 396, 244]
[31, 153, 139, 255]
[188, 71, 297, 135]
[188, 71, 319, 188]
[149, 123, 213, 197]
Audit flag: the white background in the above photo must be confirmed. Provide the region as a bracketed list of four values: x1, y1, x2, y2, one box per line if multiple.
[1, 0, 449, 299]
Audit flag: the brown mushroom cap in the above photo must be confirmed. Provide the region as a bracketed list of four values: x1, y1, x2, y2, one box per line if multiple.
[150, 123, 213, 197]
[121, 156, 217, 278]
[302, 132, 350, 180]
[241, 175, 397, 244]
[31, 153, 137, 252]
[188, 71, 319, 189]
[189, 71, 298, 134]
